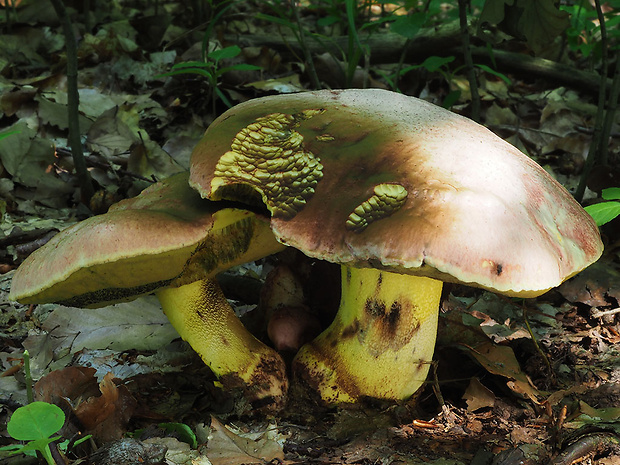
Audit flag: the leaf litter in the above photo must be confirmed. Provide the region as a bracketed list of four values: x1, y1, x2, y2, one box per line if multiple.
[0, 1, 619, 464]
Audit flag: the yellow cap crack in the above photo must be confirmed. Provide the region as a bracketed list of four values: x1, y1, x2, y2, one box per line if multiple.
[346, 183, 408, 232]
[213, 110, 324, 219]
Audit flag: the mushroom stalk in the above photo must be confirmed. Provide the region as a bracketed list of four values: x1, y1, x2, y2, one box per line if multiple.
[157, 278, 288, 410]
[292, 266, 442, 404]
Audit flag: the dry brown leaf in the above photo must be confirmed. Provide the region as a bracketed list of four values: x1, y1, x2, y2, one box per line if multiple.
[34, 367, 137, 441]
[206, 416, 284, 465]
[463, 377, 496, 412]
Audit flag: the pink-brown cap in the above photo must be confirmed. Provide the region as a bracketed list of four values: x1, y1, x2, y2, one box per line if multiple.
[189, 89, 603, 297]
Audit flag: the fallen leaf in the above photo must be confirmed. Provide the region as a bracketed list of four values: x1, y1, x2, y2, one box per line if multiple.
[34, 366, 137, 441]
[462, 342, 544, 403]
[206, 416, 284, 465]
[22, 296, 180, 378]
[463, 377, 496, 412]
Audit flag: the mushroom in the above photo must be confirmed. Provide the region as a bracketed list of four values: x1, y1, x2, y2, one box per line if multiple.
[9, 172, 288, 410]
[188, 89, 603, 404]
[261, 264, 322, 352]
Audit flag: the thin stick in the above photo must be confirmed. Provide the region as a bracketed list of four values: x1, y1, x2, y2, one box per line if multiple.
[575, 0, 609, 201]
[49, 0, 95, 204]
[522, 305, 554, 385]
[23, 350, 34, 404]
[458, 0, 480, 121]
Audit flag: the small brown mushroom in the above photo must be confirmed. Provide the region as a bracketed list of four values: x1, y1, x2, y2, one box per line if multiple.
[188, 89, 603, 404]
[262, 264, 321, 352]
[9, 172, 287, 410]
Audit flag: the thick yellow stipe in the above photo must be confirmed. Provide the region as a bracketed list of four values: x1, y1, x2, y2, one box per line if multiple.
[157, 279, 287, 410]
[293, 266, 442, 404]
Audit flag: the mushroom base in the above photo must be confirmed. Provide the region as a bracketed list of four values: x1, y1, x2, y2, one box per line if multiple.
[157, 278, 288, 411]
[292, 266, 442, 404]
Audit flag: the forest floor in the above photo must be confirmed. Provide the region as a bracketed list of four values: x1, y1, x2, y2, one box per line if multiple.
[1, 1, 619, 464]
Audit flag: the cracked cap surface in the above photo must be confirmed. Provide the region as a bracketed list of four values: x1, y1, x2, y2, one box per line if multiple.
[189, 89, 603, 297]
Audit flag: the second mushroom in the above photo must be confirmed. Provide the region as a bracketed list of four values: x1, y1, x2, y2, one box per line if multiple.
[10, 172, 288, 411]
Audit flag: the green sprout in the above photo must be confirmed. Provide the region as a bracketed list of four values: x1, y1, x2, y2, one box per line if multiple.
[0, 402, 66, 465]
[158, 45, 261, 111]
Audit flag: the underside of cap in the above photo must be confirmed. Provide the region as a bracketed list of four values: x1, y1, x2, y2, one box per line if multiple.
[10, 172, 284, 307]
[189, 89, 603, 297]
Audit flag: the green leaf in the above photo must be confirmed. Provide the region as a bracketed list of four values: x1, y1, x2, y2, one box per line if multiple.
[420, 55, 455, 72]
[390, 12, 426, 39]
[255, 13, 298, 30]
[475, 64, 512, 85]
[0, 130, 19, 141]
[159, 68, 214, 79]
[159, 423, 197, 448]
[17, 437, 60, 453]
[172, 61, 210, 70]
[602, 188, 620, 201]
[442, 90, 461, 109]
[0, 445, 25, 452]
[7, 403, 65, 441]
[317, 15, 340, 28]
[517, 0, 570, 54]
[208, 45, 242, 62]
[584, 202, 620, 227]
[218, 63, 262, 73]
[215, 88, 233, 108]
[479, 0, 513, 26]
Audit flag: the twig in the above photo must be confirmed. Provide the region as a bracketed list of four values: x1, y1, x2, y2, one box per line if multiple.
[552, 433, 620, 465]
[522, 305, 555, 385]
[458, 0, 479, 121]
[599, 51, 620, 166]
[575, 0, 609, 201]
[23, 350, 33, 404]
[49, 0, 95, 204]
[591, 307, 620, 318]
[291, 0, 321, 89]
[431, 362, 456, 426]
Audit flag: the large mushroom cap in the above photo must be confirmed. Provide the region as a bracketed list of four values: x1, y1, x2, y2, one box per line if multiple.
[190, 89, 603, 297]
[10, 172, 282, 307]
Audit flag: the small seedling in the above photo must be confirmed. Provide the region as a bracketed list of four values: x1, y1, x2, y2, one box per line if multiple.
[0, 402, 65, 465]
[585, 188, 620, 226]
[158, 45, 261, 110]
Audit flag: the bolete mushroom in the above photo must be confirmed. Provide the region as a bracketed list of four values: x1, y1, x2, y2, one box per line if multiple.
[9, 172, 288, 409]
[188, 89, 603, 404]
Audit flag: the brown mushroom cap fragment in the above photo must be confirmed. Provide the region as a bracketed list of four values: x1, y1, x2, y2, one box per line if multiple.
[10, 173, 283, 306]
[190, 89, 602, 297]
[11, 173, 212, 306]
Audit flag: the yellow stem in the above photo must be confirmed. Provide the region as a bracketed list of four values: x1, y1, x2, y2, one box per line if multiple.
[293, 266, 442, 404]
[157, 278, 287, 410]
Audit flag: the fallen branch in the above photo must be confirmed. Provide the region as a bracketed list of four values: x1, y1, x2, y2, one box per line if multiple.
[229, 27, 611, 95]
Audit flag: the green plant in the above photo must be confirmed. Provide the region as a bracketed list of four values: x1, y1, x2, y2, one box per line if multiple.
[158, 423, 198, 448]
[133, 422, 198, 449]
[0, 402, 65, 465]
[260, 0, 412, 88]
[562, 1, 602, 60]
[561, 0, 620, 62]
[159, 45, 261, 110]
[0, 129, 20, 140]
[585, 188, 620, 226]
[380, 54, 510, 109]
